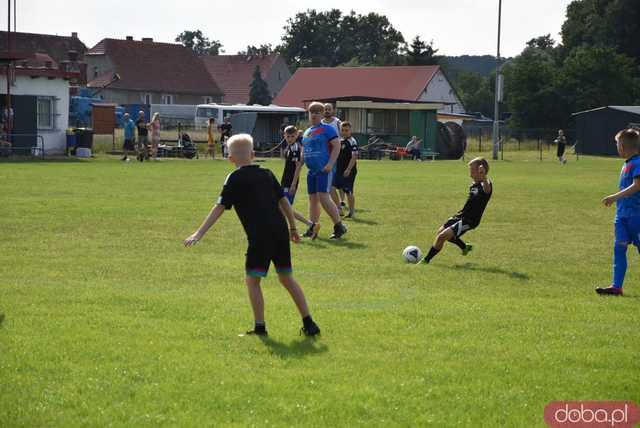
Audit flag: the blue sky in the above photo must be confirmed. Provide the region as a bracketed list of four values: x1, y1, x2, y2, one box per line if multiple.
[7, 0, 573, 57]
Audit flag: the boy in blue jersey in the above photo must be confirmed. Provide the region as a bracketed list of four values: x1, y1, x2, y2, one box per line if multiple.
[597, 128, 640, 295]
[301, 102, 347, 240]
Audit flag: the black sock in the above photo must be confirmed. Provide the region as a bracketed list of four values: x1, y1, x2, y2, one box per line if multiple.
[302, 315, 314, 327]
[254, 321, 266, 333]
[425, 246, 440, 263]
[449, 237, 466, 250]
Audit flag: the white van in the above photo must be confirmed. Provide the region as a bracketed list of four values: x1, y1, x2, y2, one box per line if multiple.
[195, 103, 305, 129]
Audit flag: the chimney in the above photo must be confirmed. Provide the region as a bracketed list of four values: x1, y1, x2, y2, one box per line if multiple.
[71, 32, 78, 39]
[67, 50, 79, 62]
[142, 37, 153, 43]
[126, 36, 133, 41]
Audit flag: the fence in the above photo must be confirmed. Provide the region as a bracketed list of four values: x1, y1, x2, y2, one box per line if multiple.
[0, 133, 45, 159]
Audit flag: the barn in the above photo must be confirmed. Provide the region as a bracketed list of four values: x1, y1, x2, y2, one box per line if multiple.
[573, 106, 640, 156]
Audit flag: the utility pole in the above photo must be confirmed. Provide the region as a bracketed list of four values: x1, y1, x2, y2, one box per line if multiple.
[492, 0, 502, 160]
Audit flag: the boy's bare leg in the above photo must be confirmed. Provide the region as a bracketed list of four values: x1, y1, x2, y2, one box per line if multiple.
[347, 192, 355, 215]
[278, 273, 309, 318]
[245, 276, 265, 323]
[309, 194, 321, 223]
[434, 227, 454, 250]
[318, 192, 341, 224]
[330, 187, 341, 208]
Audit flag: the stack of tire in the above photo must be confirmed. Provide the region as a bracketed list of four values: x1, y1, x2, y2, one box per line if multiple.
[436, 122, 467, 159]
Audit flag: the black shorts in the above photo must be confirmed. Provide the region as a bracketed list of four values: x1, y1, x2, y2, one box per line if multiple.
[443, 216, 476, 238]
[246, 238, 292, 277]
[123, 139, 135, 150]
[557, 143, 566, 158]
[332, 171, 356, 194]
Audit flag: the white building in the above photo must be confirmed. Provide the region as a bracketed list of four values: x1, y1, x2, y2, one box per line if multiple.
[1, 53, 77, 155]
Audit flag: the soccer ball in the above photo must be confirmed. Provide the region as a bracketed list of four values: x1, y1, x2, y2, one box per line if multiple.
[402, 245, 422, 264]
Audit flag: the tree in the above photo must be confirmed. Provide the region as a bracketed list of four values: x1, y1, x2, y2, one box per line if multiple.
[238, 44, 274, 56]
[406, 36, 440, 66]
[556, 45, 638, 113]
[454, 72, 494, 117]
[248, 65, 272, 106]
[175, 30, 223, 55]
[278, 9, 406, 69]
[501, 37, 567, 128]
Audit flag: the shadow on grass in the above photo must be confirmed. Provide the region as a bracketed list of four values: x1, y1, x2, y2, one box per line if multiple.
[315, 237, 368, 249]
[346, 216, 378, 225]
[259, 336, 328, 359]
[0, 156, 88, 164]
[452, 262, 530, 281]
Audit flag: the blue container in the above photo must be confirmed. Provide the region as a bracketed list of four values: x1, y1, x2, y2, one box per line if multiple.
[66, 132, 77, 148]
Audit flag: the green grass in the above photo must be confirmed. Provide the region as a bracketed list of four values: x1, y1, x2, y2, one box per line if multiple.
[0, 153, 638, 427]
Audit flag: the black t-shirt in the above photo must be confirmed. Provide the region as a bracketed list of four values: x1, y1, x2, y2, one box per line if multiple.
[218, 165, 288, 241]
[281, 142, 302, 188]
[136, 119, 148, 137]
[456, 180, 492, 227]
[336, 137, 358, 175]
[219, 123, 232, 139]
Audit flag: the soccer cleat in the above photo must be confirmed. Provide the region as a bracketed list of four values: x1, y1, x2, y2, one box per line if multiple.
[462, 244, 473, 256]
[329, 223, 347, 239]
[595, 286, 623, 296]
[303, 223, 321, 240]
[418, 256, 429, 264]
[345, 211, 354, 218]
[300, 322, 321, 337]
[245, 329, 268, 336]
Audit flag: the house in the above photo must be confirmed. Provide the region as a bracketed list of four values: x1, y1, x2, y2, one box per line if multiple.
[273, 65, 465, 114]
[573, 106, 640, 156]
[85, 37, 223, 105]
[201, 54, 291, 104]
[1, 52, 79, 154]
[0, 31, 88, 85]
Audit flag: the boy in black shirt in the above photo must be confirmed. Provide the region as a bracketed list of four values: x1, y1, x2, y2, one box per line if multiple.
[184, 134, 320, 337]
[281, 125, 315, 230]
[421, 157, 493, 264]
[331, 121, 359, 218]
[135, 111, 149, 162]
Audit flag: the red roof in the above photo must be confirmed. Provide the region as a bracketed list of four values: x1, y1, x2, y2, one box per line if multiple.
[274, 66, 440, 108]
[2, 52, 79, 80]
[201, 54, 281, 104]
[0, 31, 87, 64]
[86, 38, 223, 96]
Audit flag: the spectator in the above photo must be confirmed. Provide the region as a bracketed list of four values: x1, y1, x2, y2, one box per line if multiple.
[218, 116, 233, 158]
[555, 129, 568, 164]
[207, 117, 217, 159]
[405, 136, 423, 161]
[121, 113, 136, 161]
[135, 111, 149, 162]
[149, 112, 161, 161]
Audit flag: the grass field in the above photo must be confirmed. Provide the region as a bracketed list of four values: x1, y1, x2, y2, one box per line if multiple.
[1, 153, 638, 427]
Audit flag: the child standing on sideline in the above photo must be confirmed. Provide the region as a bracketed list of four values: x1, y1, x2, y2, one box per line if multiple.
[281, 125, 314, 229]
[121, 113, 136, 161]
[184, 134, 321, 336]
[149, 112, 161, 161]
[421, 157, 493, 264]
[206, 118, 217, 159]
[301, 102, 347, 240]
[331, 121, 359, 218]
[597, 128, 640, 296]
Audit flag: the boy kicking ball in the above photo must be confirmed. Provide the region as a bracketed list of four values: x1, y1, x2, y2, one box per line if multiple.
[184, 134, 320, 337]
[421, 157, 493, 264]
[597, 128, 640, 296]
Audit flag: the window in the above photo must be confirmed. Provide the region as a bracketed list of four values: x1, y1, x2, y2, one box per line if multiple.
[162, 94, 173, 104]
[366, 110, 409, 135]
[141, 93, 152, 104]
[37, 97, 54, 130]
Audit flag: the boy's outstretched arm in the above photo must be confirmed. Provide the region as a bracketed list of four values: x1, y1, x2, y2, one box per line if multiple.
[278, 197, 300, 243]
[603, 177, 640, 207]
[479, 166, 492, 193]
[184, 204, 226, 246]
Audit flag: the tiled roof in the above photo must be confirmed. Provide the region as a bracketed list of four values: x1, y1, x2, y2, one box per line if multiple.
[86, 38, 223, 96]
[201, 54, 281, 103]
[0, 31, 87, 64]
[274, 66, 440, 107]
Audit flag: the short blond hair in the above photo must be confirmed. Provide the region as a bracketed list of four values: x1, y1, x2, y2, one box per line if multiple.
[615, 128, 640, 150]
[227, 134, 253, 157]
[468, 157, 489, 173]
[308, 102, 324, 114]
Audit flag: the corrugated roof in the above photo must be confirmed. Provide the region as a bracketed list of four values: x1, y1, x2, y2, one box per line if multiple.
[572, 106, 640, 116]
[86, 38, 223, 96]
[273, 66, 440, 108]
[201, 54, 281, 104]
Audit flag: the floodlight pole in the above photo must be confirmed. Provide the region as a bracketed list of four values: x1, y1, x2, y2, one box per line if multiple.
[492, 0, 502, 160]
